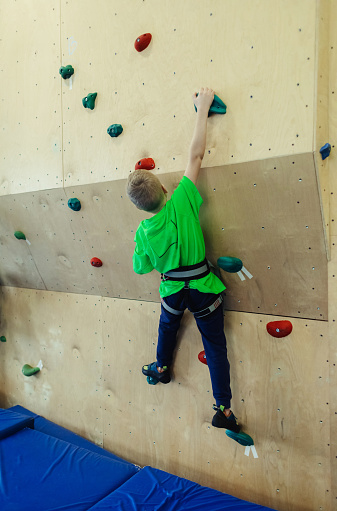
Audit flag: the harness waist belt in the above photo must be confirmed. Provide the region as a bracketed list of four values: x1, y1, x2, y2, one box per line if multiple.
[161, 259, 210, 282]
[161, 294, 223, 318]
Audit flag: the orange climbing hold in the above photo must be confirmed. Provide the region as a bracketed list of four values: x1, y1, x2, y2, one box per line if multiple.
[91, 257, 103, 268]
[266, 320, 293, 338]
[198, 350, 208, 365]
[135, 158, 155, 170]
[134, 33, 152, 52]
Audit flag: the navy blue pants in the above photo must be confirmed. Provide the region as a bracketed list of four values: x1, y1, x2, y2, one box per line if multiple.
[157, 288, 232, 409]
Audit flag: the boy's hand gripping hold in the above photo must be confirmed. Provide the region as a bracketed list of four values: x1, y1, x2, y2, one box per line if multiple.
[184, 87, 215, 186]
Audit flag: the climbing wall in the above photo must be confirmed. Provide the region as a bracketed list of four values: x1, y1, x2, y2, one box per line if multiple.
[0, 1, 335, 510]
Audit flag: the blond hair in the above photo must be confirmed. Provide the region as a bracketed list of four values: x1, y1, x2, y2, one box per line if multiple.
[126, 170, 164, 212]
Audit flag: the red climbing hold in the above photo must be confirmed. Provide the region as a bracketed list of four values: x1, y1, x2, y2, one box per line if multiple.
[198, 350, 208, 365]
[134, 33, 152, 52]
[267, 320, 293, 338]
[135, 158, 155, 170]
[91, 257, 103, 268]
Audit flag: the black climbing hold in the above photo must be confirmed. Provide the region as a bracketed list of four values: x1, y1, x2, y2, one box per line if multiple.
[217, 257, 243, 273]
[82, 92, 97, 110]
[0, 336, 6, 343]
[194, 94, 227, 116]
[320, 143, 331, 160]
[59, 65, 74, 79]
[14, 231, 26, 241]
[107, 124, 123, 137]
[68, 198, 81, 211]
[22, 364, 40, 377]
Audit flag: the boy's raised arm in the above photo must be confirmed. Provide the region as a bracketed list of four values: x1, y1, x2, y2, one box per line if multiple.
[184, 87, 214, 185]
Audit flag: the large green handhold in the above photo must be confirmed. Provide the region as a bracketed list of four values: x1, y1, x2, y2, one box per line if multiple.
[59, 65, 74, 79]
[217, 257, 243, 273]
[82, 92, 97, 110]
[0, 336, 6, 343]
[107, 124, 123, 137]
[194, 94, 227, 116]
[226, 430, 254, 446]
[14, 231, 26, 241]
[22, 364, 40, 377]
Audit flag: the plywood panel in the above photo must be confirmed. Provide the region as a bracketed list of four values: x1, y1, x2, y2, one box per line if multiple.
[101, 297, 330, 511]
[0, 287, 104, 445]
[0, 0, 62, 196]
[328, 3, 337, 507]
[328, 237, 337, 508]
[0, 189, 101, 295]
[199, 153, 328, 319]
[63, 181, 160, 301]
[314, 0, 330, 257]
[61, 0, 316, 188]
[0, 151, 328, 319]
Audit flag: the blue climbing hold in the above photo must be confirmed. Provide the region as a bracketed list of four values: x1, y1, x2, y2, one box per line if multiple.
[320, 143, 331, 160]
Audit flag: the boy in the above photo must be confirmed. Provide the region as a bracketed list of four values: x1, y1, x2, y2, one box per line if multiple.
[127, 88, 240, 433]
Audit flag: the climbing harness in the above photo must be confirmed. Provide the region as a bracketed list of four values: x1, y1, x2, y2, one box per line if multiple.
[160, 259, 223, 318]
[161, 259, 210, 282]
[161, 294, 223, 319]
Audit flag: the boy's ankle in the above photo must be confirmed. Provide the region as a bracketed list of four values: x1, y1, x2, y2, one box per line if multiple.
[219, 405, 231, 417]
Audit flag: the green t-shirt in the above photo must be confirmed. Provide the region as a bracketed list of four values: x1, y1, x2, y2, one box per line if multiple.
[133, 176, 226, 298]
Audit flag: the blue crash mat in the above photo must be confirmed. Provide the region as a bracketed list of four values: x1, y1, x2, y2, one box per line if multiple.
[88, 465, 276, 510]
[0, 409, 34, 440]
[0, 427, 138, 511]
[9, 405, 129, 464]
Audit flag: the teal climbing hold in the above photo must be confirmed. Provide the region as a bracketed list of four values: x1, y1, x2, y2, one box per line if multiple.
[59, 65, 74, 79]
[147, 376, 158, 385]
[0, 336, 6, 343]
[195, 94, 227, 116]
[82, 92, 97, 110]
[68, 198, 81, 211]
[107, 124, 123, 137]
[14, 231, 26, 241]
[226, 430, 254, 446]
[217, 257, 243, 273]
[22, 364, 40, 377]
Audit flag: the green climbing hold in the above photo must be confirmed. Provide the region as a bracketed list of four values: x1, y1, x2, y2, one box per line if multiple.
[59, 65, 74, 79]
[82, 92, 97, 110]
[217, 257, 243, 273]
[14, 231, 26, 241]
[195, 94, 227, 116]
[226, 430, 254, 446]
[0, 336, 6, 343]
[107, 124, 123, 138]
[68, 198, 81, 211]
[22, 364, 40, 377]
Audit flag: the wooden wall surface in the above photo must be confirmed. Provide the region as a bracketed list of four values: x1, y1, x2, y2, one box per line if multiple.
[0, 286, 331, 511]
[1, 0, 318, 194]
[0, 1, 335, 510]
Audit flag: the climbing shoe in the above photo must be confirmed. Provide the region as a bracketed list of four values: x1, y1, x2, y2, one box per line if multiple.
[142, 362, 171, 385]
[212, 405, 241, 433]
